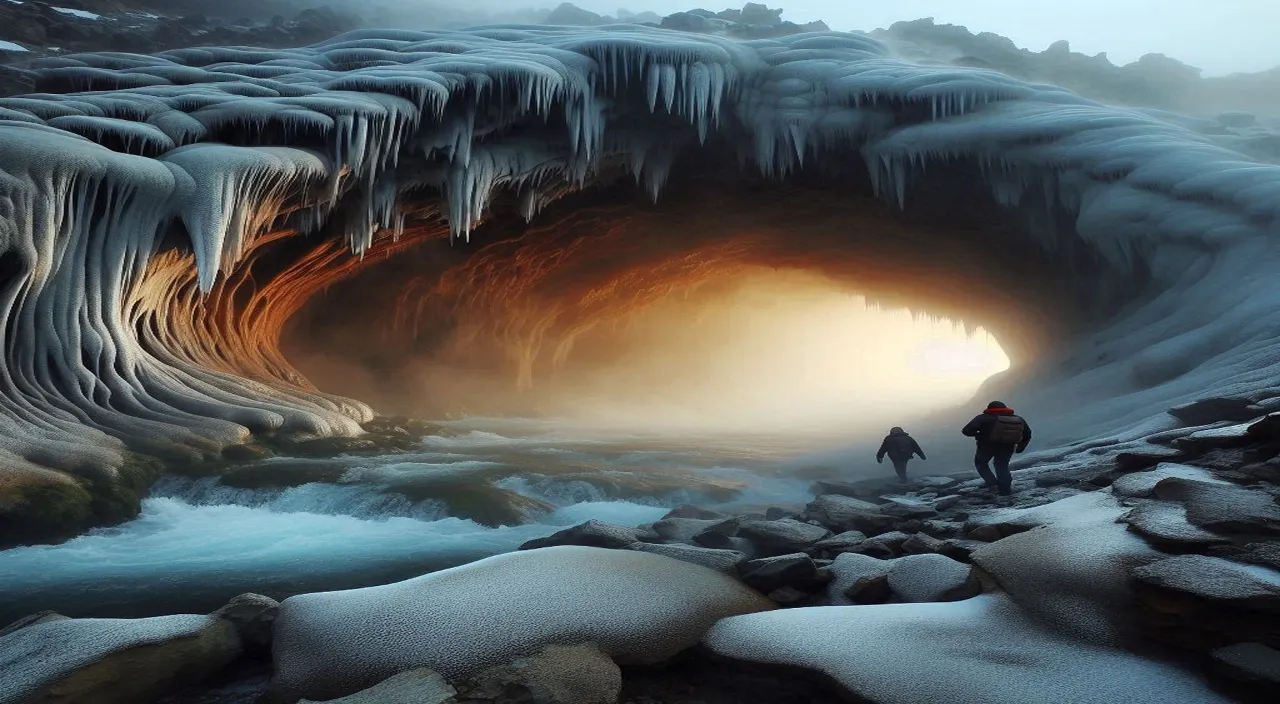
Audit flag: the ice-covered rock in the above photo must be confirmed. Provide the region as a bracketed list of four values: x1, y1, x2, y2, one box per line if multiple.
[703, 595, 1233, 704]
[0, 615, 242, 704]
[886, 554, 981, 603]
[1110, 464, 1227, 498]
[970, 492, 1161, 644]
[1132, 554, 1280, 610]
[627, 541, 747, 574]
[270, 545, 774, 701]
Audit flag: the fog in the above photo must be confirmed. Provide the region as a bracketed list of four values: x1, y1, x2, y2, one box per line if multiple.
[396, 0, 1280, 77]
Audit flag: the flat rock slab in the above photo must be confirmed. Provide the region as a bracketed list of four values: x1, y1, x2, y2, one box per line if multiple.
[1152, 478, 1280, 535]
[1132, 554, 1280, 612]
[1121, 501, 1231, 548]
[803, 495, 894, 534]
[886, 554, 980, 603]
[0, 615, 241, 704]
[270, 546, 774, 701]
[736, 519, 830, 552]
[703, 595, 1233, 704]
[627, 542, 746, 574]
[1109, 464, 1227, 498]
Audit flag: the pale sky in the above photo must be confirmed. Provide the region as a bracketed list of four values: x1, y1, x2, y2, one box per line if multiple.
[553, 1, 1278, 77]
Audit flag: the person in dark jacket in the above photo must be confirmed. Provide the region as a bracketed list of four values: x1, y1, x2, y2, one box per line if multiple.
[961, 401, 1032, 495]
[876, 426, 927, 483]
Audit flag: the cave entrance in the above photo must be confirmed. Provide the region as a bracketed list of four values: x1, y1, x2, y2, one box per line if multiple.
[281, 164, 1053, 439]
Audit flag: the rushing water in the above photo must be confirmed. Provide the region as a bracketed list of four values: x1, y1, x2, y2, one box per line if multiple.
[0, 417, 856, 623]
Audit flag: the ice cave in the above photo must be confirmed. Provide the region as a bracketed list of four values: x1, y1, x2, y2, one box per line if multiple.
[0, 6, 1278, 704]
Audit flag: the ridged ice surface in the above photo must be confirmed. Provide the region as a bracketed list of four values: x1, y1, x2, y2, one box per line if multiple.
[270, 545, 774, 700]
[0, 24, 1277, 478]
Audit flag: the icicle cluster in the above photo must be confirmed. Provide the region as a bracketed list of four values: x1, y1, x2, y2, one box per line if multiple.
[0, 23, 1277, 485]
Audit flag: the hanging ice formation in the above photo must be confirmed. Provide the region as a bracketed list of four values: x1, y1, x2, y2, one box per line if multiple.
[0, 24, 1277, 494]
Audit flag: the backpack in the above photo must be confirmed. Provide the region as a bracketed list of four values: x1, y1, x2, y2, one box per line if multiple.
[987, 415, 1026, 445]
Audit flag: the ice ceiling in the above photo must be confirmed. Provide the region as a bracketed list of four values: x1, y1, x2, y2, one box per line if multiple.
[0, 24, 1278, 487]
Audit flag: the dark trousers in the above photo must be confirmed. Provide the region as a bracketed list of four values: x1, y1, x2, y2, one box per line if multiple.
[975, 446, 1015, 494]
[890, 458, 910, 482]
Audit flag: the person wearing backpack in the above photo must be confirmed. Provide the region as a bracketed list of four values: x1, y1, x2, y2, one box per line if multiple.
[961, 401, 1032, 495]
[876, 426, 927, 483]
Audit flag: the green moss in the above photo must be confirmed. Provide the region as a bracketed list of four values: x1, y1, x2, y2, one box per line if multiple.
[87, 452, 165, 524]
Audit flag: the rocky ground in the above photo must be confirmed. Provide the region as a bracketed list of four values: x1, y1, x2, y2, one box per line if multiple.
[2, 400, 1277, 703]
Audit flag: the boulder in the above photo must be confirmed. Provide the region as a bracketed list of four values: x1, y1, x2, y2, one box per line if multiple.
[886, 554, 981, 603]
[689, 519, 741, 548]
[212, 592, 279, 656]
[1169, 397, 1266, 425]
[848, 531, 911, 558]
[877, 497, 938, 519]
[1210, 642, 1280, 686]
[803, 495, 894, 534]
[270, 546, 774, 701]
[808, 530, 867, 554]
[738, 553, 826, 594]
[825, 552, 893, 605]
[1132, 554, 1280, 612]
[1119, 501, 1231, 548]
[703, 594, 1235, 704]
[1109, 464, 1227, 498]
[1151, 478, 1280, 535]
[900, 532, 948, 555]
[300, 667, 456, 704]
[519, 520, 638, 550]
[736, 519, 830, 554]
[649, 517, 730, 543]
[450, 642, 621, 704]
[627, 542, 746, 574]
[0, 615, 242, 704]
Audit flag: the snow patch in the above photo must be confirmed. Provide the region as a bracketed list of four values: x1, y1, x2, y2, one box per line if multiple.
[0, 40, 28, 52]
[52, 7, 100, 20]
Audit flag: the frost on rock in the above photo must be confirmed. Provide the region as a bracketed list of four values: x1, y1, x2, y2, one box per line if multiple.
[269, 545, 775, 701]
[0, 22, 1275, 488]
[970, 492, 1162, 645]
[702, 595, 1234, 704]
[0, 614, 241, 704]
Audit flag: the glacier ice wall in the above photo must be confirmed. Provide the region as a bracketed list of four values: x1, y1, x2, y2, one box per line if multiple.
[0, 24, 1277, 487]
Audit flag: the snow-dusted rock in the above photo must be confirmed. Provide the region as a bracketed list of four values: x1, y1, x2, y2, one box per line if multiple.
[270, 546, 774, 701]
[1132, 554, 1280, 610]
[212, 592, 279, 655]
[825, 553, 894, 605]
[900, 532, 948, 555]
[970, 492, 1161, 644]
[0, 615, 241, 704]
[1110, 464, 1227, 498]
[1120, 501, 1231, 548]
[738, 553, 826, 594]
[736, 519, 830, 553]
[518, 520, 639, 550]
[886, 554, 981, 603]
[809, 530, 868, 553]
[848, 530, 912, 558]
[627, 542, 747, 574]
[803, 495, 893, 534]
[649, 517, 731, 542]
[301, 668, 456, 704]
[1151, 478, 1280, 535]
[703, 595, 1233, 704]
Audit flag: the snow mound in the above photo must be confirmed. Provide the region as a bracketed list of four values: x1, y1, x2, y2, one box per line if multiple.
[702, 595, 1233, 704]
[270, 545, 775, 701]
[970, 492, 1161, 644]
[0, 614, 239, 704]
